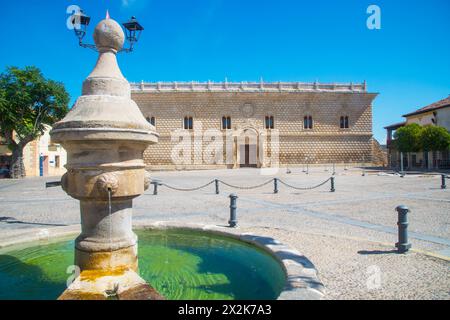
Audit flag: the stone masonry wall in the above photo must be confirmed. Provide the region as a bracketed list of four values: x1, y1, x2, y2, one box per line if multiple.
[131, 90, 377, 170]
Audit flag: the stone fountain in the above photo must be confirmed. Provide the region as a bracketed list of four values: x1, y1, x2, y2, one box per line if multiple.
[50, 16, 161, 299]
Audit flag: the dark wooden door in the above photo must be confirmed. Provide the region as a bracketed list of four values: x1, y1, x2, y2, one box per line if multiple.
[245, 144, 250, 166]
[241, 144, 257, 168]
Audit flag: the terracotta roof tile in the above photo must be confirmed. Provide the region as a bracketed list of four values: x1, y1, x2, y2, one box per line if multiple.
[384, 121, 406, 130]
[403, 96, 450, 117]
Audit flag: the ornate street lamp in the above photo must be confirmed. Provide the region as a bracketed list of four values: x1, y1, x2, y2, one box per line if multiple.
[70, 9, 144, 53]
[72, 10, 91, 41]
[122, 16, 144, 52]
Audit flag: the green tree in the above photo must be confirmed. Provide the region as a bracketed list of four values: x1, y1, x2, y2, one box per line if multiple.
[0, 66, 69, 178]
[393, 123, 423, 153]
[421, 125, 450, 152]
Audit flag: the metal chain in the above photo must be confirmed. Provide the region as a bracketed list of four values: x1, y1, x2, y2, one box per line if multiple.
[159, 177, 331, 192]
[218, 179, 274, 190]
[278, 177, 331, 190]
[160, 180, 215, 192]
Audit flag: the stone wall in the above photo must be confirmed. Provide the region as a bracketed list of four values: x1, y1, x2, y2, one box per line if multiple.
[131, 83, 377, 170]
[371, 138, 387, 167]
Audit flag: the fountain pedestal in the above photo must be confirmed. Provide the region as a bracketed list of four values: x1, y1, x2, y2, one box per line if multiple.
[51, 16, 160, 299]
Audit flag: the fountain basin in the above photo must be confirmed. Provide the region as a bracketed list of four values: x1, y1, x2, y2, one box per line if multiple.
[0, 224, 324, 300]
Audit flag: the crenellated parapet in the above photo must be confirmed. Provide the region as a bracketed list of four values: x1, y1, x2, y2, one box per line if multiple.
[131, 80, 368, 93]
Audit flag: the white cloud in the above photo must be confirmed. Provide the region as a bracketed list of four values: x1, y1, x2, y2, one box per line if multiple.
[122, 0, 132, 7]
[121, 0, 150, 10]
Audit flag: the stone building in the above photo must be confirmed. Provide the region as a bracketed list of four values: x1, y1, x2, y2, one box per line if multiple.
[0, 125, 67, 177]
[385, 96, 450, 170]
[131, 81, 382, 170]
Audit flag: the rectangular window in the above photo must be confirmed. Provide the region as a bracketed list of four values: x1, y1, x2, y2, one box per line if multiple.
[55, 155, 60, 168]
[304, 116, 313, 129]
[147, 116, 156, 126]
[265, 116, 274, 129]
[184, 116, 193, 130]
[340, 116, 349, 129]
[222, 116, 231, 130]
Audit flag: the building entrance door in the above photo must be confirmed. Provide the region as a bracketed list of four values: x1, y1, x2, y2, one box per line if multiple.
[39, 155, 49, 176]
[241, 143, 257, 168]
[237, 128, 259, 168]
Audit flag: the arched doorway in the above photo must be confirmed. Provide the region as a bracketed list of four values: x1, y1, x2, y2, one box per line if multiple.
[236, 128, 259, 168]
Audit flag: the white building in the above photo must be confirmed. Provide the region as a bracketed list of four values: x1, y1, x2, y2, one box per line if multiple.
[385, 96, 450, 170]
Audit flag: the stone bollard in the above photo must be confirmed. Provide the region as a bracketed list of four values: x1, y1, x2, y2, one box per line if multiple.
[395, 205, 411, 253]
[228, 193, 238, 228]
[274, 178, 278, 194]
[330, 177, 335, 192]
[441, 175, 447, 189]
[215, 179, 220, 194]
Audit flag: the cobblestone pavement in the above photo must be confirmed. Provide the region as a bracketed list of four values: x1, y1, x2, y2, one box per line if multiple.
[0, 167, 449, 299]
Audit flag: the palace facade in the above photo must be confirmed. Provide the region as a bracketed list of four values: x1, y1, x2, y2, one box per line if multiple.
[131, 81, 383, 170]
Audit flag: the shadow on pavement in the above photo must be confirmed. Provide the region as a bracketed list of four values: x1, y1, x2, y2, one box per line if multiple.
[0, 216, 67, 227]
[357, 249, 398, 255]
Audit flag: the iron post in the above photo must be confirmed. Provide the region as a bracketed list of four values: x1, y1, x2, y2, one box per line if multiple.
[274, 178, 278, 194]
[229, 193, 238, 227]
[395, 205, 411, 253]
[215, 179, 220, 194]
[152, 181, 159, 195]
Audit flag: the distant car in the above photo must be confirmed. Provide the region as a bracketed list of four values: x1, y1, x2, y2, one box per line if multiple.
[0, 167, 10, 179]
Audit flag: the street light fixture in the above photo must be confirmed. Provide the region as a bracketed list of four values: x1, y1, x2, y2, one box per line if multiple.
[72, 10, 94, 49]
[70, 9, 144, 53]
[122, 16, 144, 53]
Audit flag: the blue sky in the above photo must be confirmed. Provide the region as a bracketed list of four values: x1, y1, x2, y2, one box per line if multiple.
[1, 0, 449, 142]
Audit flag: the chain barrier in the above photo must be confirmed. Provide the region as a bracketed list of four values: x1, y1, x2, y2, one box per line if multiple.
[218, 179, 274, 190]
[278, 177, 331, 190]
[157, 177, 332, 192]
[160, 180, 215, 192]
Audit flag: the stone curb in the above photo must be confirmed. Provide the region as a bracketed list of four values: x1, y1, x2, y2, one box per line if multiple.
[135, 221, 325, 300]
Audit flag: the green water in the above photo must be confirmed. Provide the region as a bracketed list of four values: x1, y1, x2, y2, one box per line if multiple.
[0, 230, 286, 300]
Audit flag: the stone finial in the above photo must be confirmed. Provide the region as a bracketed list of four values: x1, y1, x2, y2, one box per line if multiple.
[93, 18, 125, 53]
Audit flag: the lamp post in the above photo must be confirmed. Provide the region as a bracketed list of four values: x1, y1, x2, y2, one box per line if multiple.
[71, 10, 144, 53]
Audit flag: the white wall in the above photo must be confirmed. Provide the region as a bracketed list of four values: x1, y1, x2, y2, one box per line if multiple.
[437, 107, 450, 131]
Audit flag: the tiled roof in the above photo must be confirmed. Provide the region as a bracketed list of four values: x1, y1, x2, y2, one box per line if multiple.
[384, 121, 406, 130]
[403, 96, 450, 117]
